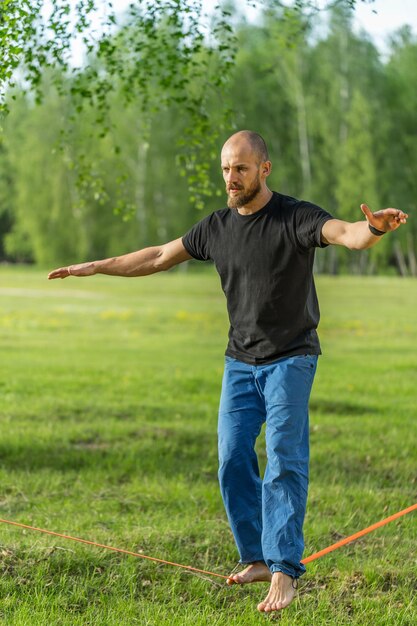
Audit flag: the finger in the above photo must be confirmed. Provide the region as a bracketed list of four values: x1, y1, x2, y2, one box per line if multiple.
[48, 268, 69, 279]
[389, 211, 408, 224]
[375, 208, 408, 218]
[372, 208, 398, 218]
[360, 203, 373, 221]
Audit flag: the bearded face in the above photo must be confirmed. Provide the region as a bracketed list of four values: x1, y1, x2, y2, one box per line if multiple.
[226, 171, 262, 209]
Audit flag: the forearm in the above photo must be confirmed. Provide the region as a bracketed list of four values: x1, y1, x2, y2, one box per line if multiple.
[340, 221, 383, 250]
[48, 237, 190, 280]
[322, 205, 408, 250]
[90, 246, 165, 277]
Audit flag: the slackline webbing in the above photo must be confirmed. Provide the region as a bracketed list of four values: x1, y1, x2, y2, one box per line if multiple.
[0, 502, 416, 579]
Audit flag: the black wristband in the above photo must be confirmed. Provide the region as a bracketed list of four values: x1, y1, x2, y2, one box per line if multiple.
[368, 223, 386, 236]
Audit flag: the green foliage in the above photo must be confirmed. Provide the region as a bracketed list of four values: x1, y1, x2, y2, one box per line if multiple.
[334, 90, 386, 273]
[382, 26, 417, 276]
[0, 0, 238, 211]
[2, 0, 416, 275]
[0, 1, 373, 211]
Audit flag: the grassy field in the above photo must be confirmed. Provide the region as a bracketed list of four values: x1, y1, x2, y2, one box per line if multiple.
[0, 266, 416, 625]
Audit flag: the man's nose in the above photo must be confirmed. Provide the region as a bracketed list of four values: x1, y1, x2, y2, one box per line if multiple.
[226, 170, 237, 185]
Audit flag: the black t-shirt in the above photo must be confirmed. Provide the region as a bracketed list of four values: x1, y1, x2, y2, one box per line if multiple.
[182, 191, 333, 365]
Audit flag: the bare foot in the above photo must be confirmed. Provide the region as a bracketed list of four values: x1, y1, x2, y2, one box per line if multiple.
[227, 561, 272, 586]
[257, 571, 297, 612]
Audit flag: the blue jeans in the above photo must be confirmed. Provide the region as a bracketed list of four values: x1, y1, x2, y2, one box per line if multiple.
[217, 354, 318, 579]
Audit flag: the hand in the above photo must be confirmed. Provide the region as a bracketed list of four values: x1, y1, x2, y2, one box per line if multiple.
[48, 262, 95, 280]
[360, 204, 408, 233]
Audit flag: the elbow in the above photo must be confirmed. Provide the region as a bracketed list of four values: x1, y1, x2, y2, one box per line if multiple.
[341, 234, 361, 250]
[343, 238, 370, 251]
[337, 237, 359, 251]
[349, 242, 374, 251]
[153, 250, 170, 272]
[154, 261, 169, 272]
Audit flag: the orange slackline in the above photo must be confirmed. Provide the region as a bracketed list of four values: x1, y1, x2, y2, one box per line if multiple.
[0, 517, 229, 580]
[301, 501, 417, 565]
[0, 502, 416, 579]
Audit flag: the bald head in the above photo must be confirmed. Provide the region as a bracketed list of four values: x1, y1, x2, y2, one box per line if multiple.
[222, 130, 269, 165]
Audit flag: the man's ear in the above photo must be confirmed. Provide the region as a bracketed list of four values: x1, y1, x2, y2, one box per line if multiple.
[262, 161, 272, 176]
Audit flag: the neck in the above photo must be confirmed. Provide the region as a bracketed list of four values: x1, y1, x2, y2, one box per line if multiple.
[237, 188, 273, 215]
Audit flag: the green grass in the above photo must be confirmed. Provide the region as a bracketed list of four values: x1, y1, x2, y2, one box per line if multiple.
[0, 266, 416, 625]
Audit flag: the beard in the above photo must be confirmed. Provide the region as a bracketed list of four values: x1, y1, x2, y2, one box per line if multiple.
[226, 174, 262, 209]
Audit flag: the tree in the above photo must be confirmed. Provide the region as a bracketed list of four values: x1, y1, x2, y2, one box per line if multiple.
[7, 0, 404, 272]
[305, 4, 384, 273]
[0, 0, 374, 212]
[335, 90, 384, 274]
[0, 139, 14, 260]
[383, 26, 417, 276]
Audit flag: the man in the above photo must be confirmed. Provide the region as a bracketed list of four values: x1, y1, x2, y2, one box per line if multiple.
[49, 130, 408, 613]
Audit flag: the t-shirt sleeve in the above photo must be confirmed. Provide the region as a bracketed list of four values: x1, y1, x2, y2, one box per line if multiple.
[182, 214, 213, 261]
[294, 201, 334, 250]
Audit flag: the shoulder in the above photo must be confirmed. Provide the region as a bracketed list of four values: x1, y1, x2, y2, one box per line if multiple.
[183, 207, 230, 243]
[210, 207, 231, 222]
[275, 192, 321, 213]
[197, 207, 230, 224]
[275, 194, 333, 249]
[274, 192, 297, 207]
[194, 207, 231, 233]
[276, 193, 333, 221]
[268, 192, 309, 219]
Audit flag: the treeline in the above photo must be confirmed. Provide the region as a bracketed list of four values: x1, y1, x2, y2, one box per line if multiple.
[1, 5, 417, 274]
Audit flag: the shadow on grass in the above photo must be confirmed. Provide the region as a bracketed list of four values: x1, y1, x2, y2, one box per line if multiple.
[1, 431, 403, 491]
[309, 399, 380, 416]
[0, 426, 218, 481]
[47, 402, 210, 423]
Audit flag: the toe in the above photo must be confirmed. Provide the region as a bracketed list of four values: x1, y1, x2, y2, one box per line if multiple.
[257, 602, 267, 612]
[232, 575, 244, 585]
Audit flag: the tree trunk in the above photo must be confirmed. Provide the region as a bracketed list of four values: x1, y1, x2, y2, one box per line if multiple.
[407, 234, 417, 276]
[135, 139, 149, 243]
[393, 240, 408, 276]
[339, 27, 349, 146]
[328, 245, 339, 275]
[295, 54, 311, 194]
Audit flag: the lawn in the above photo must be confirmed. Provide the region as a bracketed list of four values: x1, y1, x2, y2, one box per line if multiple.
[0, 266, 416, 625]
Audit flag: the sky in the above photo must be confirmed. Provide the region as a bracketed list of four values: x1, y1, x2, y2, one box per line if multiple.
[348, 0, 417, 53]
[242, 0, 417, 55]
[68, 0, 417, 66]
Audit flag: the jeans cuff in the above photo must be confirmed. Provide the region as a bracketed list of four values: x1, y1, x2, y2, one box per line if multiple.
[269, 564, 305, 579]
[239, 555, 265, 565]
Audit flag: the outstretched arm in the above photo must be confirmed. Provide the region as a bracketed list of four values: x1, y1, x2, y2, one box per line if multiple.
[321, 204, 408, 250]
[48, 237, 192, 280]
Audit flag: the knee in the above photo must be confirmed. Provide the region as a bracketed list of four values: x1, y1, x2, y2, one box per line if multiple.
[218, 440, 260, 486]
[218, 446, 241, 475]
